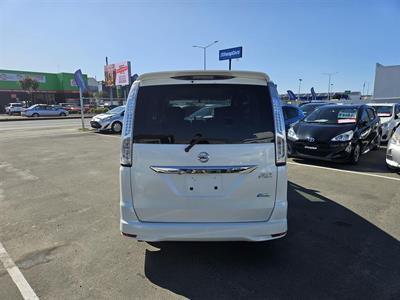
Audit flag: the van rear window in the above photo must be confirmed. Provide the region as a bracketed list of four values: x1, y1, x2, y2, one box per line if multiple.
[133, 84, 275, 144]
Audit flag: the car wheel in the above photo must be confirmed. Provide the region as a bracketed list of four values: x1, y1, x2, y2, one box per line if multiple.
[59, 112, 66, 116]
[111, 121, 122, 134]
[372, 134, 381, 150]
[32, 113, 39, 117]
[350, 143, 361, 165]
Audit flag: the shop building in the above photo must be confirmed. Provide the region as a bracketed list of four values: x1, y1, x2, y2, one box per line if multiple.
[373, 63, 400, 103]
[0, 69, 88, 113]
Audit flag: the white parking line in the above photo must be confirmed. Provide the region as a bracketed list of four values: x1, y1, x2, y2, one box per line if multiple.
[288, 161, 400, 182]
[0, 241, 39, 300]
[95, 134, 120, 138]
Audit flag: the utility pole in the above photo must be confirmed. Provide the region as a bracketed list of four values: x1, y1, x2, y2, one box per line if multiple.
[297, 78, 303, 102]
[193, 41, 219, 70]
[323, 72, 338, 101]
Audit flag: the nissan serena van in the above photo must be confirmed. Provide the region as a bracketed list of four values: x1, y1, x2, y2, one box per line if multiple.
[120, 71, 288, 242]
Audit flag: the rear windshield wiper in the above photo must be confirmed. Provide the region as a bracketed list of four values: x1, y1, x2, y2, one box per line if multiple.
[185, 133, 203, 152]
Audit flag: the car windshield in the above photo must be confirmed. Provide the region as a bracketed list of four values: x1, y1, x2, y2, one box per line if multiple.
[304, 106, 358, 125]
[27, 105, 38, 109]
[133, 84, 275, 144]
[373, 106, 392, 117]
[301, 104, 327, 116]
[106, 106, 125, 114]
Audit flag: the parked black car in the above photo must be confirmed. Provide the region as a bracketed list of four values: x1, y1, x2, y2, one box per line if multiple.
[287, 104, 381, 164]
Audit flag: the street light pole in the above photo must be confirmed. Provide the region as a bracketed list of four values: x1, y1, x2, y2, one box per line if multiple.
[204, 48, 206, 70]
[193, 40, 219, 70]
[323, 72, 338, 101]
[298, 78, 303, 102]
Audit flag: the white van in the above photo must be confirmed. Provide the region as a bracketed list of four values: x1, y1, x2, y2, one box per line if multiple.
[367, 103, 400, 142]
[120, 71, 288, 242]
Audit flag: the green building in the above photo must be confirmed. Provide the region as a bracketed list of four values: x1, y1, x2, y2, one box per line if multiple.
[0, 69, 88, 113]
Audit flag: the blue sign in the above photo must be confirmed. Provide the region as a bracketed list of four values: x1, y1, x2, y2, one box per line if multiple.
[74, 69, 87, 92]
[219, 47, 243, 61]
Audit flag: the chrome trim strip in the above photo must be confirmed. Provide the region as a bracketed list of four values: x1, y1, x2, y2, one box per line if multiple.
[150, 165, 257, 175]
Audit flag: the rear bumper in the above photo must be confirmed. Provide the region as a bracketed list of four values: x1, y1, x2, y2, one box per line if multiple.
[121, 217, 287, 242]
[120, 165, 288, 242]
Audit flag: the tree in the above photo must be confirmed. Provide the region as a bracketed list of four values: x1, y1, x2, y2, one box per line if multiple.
[19, 77, 39, 105]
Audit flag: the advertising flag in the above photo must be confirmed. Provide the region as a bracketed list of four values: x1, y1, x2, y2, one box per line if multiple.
[73, 69, 87, 92]
[287, 90, 297, 101]
[311, 87, 317, 100]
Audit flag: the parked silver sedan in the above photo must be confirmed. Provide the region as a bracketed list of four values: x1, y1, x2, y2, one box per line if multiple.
[22, 104, 69, 117]
[386, 126, 400, 171]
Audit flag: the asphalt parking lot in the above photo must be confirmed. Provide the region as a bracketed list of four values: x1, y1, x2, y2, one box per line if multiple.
[0, 120, 399, 300]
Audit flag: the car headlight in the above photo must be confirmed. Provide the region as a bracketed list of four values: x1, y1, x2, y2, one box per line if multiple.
[390, 132, 400, 145]
[331, 130, 354, 142]
[287, 127, 298, 141]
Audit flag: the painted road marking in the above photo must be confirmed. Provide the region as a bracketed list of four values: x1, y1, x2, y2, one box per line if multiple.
[288, 161, 400, 182]
[0, 241, 39, 300]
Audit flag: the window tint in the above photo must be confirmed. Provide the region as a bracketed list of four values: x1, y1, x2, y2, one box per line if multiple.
[304, 106, 358, 124]
[300, 103, 328, 116]
[373, 106, 392, 117]
[133, 84, 275, 144]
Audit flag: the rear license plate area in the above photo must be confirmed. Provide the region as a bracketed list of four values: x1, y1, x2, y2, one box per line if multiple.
[185, 175, 223, 196]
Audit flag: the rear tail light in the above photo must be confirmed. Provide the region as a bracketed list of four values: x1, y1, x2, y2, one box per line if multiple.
[120, 81, 139, 167]
[269, 82, 287, 166]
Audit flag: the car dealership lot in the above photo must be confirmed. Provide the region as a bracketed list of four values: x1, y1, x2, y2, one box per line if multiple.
[0, 120, 399, 300]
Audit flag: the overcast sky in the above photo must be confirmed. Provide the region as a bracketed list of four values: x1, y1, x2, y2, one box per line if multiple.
[1, 0, 399, 94]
